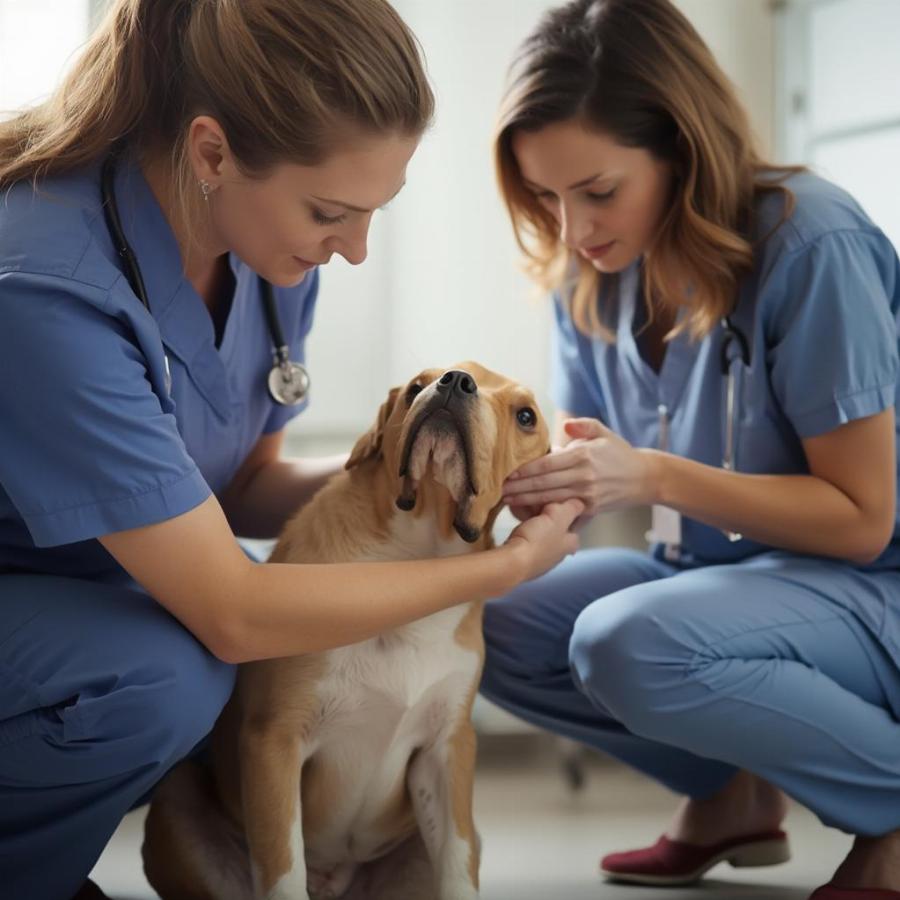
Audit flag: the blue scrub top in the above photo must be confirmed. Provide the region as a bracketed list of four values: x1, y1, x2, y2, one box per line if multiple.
[551, 172, 900, 570]
[0, 157, 318, 581]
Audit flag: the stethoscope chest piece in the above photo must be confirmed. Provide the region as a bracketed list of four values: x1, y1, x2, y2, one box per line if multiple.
[268, 356, 310, 406]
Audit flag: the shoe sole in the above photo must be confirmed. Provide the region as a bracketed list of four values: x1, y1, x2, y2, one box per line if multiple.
[601, 837, 792, 887]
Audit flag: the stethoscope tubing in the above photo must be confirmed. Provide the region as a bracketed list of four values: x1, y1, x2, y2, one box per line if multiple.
[100, 154, 309, 405]
[719, 315, 751, 541]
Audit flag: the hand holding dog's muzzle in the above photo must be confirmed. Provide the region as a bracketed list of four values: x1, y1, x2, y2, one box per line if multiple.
[502, 417, 657, 518]
[504, 497, 584, 581]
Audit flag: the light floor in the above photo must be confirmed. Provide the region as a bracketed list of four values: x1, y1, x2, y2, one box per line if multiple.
[88, 735, 849, 900]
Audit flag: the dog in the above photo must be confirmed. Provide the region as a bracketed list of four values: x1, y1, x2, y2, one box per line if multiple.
[141, 362, 551, 900]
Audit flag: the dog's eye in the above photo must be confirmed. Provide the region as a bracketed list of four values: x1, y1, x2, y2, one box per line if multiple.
[516, 407, 537, 429]
[406, 383, 424, 405]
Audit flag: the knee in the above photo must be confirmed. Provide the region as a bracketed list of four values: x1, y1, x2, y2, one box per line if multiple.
[568, 590, 700, 738]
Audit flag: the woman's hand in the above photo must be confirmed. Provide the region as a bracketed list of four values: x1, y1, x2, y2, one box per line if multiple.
[503, 418, 659, 521]
[503, 498, 584, 581]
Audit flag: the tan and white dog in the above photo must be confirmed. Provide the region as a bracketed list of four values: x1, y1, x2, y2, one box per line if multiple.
[141, 362, 551, 900]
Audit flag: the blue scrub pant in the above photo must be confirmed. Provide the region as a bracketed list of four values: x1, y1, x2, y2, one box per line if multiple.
[0, 574, 236, 900]
[480, 547, 900, 837]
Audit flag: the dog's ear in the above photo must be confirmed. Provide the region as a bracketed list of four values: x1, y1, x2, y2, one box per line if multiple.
[346, 386, 402, 470]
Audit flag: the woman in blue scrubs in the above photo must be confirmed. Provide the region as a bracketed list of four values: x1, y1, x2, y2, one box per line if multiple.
[482, 1, 900, 898]
[0, 2, 582, 898]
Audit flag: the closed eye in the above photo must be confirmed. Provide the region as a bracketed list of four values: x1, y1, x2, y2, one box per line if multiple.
[586, 188, 616, 203]
[312, 207, 348, 226]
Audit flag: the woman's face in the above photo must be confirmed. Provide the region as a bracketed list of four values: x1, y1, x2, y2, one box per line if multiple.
[511, 119, 674, 274]
[196, 123, 418, 287]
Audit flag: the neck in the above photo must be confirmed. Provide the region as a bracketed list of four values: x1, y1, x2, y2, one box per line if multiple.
[140, 154, 228, 303]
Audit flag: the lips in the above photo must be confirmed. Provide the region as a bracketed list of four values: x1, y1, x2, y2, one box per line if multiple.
[582, 240, 616, 259]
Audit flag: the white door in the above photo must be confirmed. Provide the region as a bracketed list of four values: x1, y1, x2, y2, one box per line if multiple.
[777, 0, 900, 250]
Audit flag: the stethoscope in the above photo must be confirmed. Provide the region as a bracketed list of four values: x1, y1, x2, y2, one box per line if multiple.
[719, 314, 751, 542]
[100, 155, 311, 406]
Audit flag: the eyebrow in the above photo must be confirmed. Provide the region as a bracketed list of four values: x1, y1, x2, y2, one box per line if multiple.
[311, 181, 406, 213]
[523, 173, 606, 193]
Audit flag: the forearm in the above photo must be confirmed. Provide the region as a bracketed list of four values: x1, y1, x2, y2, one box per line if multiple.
[224, 547, 526, 663]
[646, 450, 891, 563]
[223, 453, 348, 539]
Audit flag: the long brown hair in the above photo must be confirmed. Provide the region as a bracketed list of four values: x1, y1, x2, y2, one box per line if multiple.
[0, 0, 434, 230]
[496, 0, 800, 340]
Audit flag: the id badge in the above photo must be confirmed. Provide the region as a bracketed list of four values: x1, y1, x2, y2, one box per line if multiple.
[647, 504, 682, 545]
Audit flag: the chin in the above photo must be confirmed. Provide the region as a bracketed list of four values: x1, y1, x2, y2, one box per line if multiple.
[288, 268, 312, 286]
[590, 249, 638, 274]
[266, 265, 314, 289]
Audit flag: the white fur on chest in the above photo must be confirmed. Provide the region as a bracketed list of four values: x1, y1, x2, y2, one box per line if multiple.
[303, 514, 482, 865]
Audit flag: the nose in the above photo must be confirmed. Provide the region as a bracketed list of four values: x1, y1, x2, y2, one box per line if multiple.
[333, 217, 371, 266]
[436, 369, 478, 399]
[559, 200, 592, 249]
[338, 234, 368, 266]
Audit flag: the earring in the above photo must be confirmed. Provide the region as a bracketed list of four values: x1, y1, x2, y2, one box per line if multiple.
[199, 179, 213, 201]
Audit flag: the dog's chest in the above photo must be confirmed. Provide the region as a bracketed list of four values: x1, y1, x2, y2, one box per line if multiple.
[314, 604, 479, 746]
[313, 520, 480, 741]
[302, 605, 480, 865]
[299, 522, 483, 865]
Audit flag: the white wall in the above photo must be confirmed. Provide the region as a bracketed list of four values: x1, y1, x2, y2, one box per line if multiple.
[676, 0, 774, 155]
[0, 0, 90, 114]
[300, 1, 558, 443]
[776, 0, 900, 252]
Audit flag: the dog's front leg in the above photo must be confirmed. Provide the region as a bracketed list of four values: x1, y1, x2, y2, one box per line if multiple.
[407, 722, 481, 900]
[240, 727, 310, 900]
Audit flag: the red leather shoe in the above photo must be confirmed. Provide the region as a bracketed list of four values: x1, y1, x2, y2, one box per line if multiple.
[809, 887, 900, 899]
[600, 829, 790, 886]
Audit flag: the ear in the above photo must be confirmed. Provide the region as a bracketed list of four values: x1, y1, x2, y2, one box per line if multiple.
[346, 386, 402, 470]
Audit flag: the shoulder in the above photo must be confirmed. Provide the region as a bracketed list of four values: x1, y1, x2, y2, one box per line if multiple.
[753, 170, 891, 263]
[0, 163, 121, 293]
[744, 174, 899, 342]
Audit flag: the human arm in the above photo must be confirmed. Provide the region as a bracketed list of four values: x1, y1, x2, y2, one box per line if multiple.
[506, 228, 899, 562]
[502, 408, 895, 564]
[646, 408, 895, 564]
[99, 493, 583, 664]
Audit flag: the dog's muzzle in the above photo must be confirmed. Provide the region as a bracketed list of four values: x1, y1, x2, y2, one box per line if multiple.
[396, 371, 480, 538]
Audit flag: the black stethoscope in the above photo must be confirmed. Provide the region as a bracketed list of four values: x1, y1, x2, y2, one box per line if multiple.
[100, 155, 311, 406]
[719, 314, 751, 542]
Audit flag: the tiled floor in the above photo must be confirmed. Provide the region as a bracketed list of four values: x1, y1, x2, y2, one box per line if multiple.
[88, 736, 850, 900]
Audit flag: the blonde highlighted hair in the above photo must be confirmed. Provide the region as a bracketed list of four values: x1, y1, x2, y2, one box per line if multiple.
[0, 0, 433, 229]
[495, 0, 801, 340]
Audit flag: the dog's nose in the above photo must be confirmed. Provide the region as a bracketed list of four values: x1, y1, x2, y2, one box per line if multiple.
[436, 370, 478, 398]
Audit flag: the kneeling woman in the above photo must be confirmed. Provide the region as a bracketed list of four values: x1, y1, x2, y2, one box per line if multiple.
[481, 1, 900, 898]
